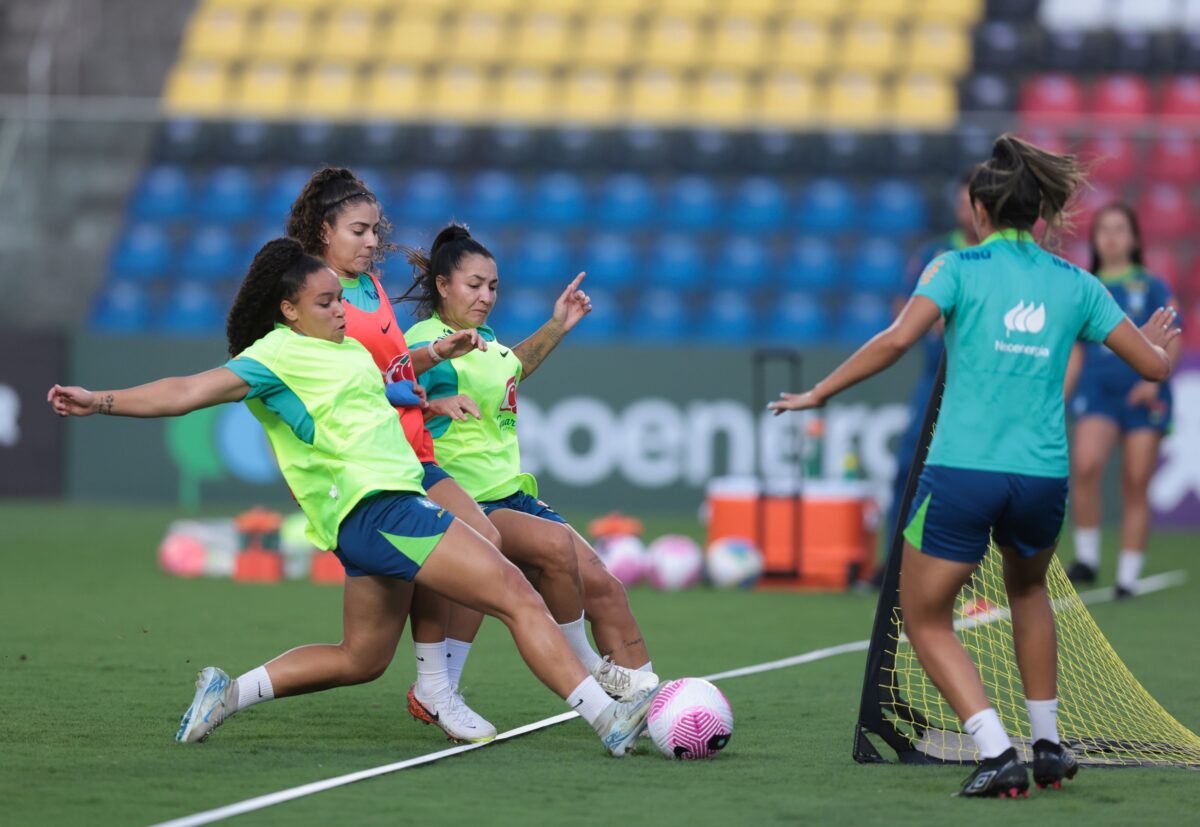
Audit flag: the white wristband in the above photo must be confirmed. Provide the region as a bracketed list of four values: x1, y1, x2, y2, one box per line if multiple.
[427, 341, 444, 364]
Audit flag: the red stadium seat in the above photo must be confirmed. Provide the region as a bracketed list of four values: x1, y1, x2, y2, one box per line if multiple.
[1018, 73, 1084, 120]
[1082, 130, 1140, 183]
[1018, 125, 1069, 154]
[1143, 247, 1184, 294]
[1135, 182, 1192, 242]
[1159, 75, 1200, 121]
[1072, 180, 1118, 233]
[1147, 131, 1200, 183]
[1090, 74, 1152, 121]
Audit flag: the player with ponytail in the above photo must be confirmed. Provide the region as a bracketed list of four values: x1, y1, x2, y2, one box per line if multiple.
[771, 135, 1180, 796]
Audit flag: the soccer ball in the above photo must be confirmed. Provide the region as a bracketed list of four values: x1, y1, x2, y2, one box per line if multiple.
[706, 537, 764, 588]
[647, 535, 703, 591]
[646, 678, 734, 760]
[595, 534, 647, 586]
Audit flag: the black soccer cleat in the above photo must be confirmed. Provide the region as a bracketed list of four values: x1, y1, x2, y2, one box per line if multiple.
[1032, 739, 1079, 790]
[958, 748, 1030, 798]
[1114, 585, 1135, 601]
[1066, 561, 1098, 585]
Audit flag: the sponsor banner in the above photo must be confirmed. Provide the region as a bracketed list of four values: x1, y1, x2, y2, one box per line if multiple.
[0, 331, 68, 497]
[1150, 353, 1200, 527]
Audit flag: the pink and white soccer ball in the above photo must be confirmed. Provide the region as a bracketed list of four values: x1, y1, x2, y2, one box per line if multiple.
[647, 678, 734, 760]
[595, 534, 647, 586]
[706, 537, 764, 588]
[158, 532, 207, 577]
[647, 535, 703, 591]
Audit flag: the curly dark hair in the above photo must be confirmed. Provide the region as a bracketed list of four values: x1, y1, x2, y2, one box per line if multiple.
[397, 223, 494, 320]
[226, 237, 327, 357]
[285, 166, 395, 268]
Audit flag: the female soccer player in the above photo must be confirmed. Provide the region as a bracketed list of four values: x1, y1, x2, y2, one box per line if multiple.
[400, 224, 658, 697]
[287, 167, 497, 742]
[47, 238, 657, 756]
[770, 135, 1179, 797]
[1064, 203, 1182, 597]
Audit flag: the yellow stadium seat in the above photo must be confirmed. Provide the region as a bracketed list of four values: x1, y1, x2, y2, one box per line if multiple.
[298, 62, 359, 118]
[710, 16, 768, 72]
[162, 59, 232, 116]
[494, 67, 556, 123]
[400, 0, 457, 11]
[757, 70, 819, 127]
[463, 0, 521, 14]
[577, 15, 636, 68]
[446, 12, 508, 66]
[837, 20, 899, 75]
[850, 0, 913, 23]
[365, 63, 426, 119]
[914, 0, 984, 24]
[317, 9, 381, 63]
[626, 68, 688, 124]
[826, 72, 885, 127]
[512, 14, 572, 68]
[560, 67, 620, 124]
[891, 72, 956, 127]
[655, 0, 716, 17]
[903, 22, 970, 77]
[773, 20, 832, 73]
[721, 0, 782, 19]
[254, 7, 315, 63]
[233, 61, 297, 117]
[526, 0, 585, 12]
[380, 13, 444, 65]
[642, 15, 703, 70]
[429, 66, 490, 122]
[337, 0, 395, 10]
[589, 0, 662, 16]
[182, 6, 250, 62]
[250, 0, 326, 10]
[778, 0, 842, 22]
[693, 70, 751, 126]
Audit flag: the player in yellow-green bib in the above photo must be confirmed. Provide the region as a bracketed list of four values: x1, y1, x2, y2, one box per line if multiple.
[402, 224, 658, 697]
[47, 238, 659, 756]
[770, 136, 1180, 797]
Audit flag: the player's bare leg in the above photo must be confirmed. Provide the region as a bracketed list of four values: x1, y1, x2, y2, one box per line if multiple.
[1068, 416, 1119, 583]
[570, 527, 652, 670]
[1116, 429, 1164, 597]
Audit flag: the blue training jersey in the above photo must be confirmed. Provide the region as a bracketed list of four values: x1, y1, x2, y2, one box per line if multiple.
[1078, 267, 1175, 395]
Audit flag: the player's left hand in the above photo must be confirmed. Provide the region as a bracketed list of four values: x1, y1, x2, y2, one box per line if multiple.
[1127, 380, 1161, 409]
[437, 329, 487, 360]
[553, 272, 592, 332]
[768, 390, 825, 415]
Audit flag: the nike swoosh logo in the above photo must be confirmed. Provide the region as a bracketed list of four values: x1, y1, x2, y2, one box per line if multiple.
[416, 656, 425, 662]
[382, 321, 391, 334]
[257, 686, 263, 699]
[499, 349, 510, 358]
[573, 698, 584, 708]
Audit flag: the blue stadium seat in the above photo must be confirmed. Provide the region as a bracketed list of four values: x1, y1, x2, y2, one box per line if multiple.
[222, 120, 278, 163]
[628, 288, 689, 342]
[653, 232, 706, 289]
[715, 234, 770, 289]
[582, 232, 636, 288]
[819, 132, 881, 175]
[703, 289, 757, 344]
[529, 172, 587, 228]
[837, 292, 892, 346]
[614, 127, 672, 170]
[263, 166, 314, 224]
[729, 177, 787, 233]
[568, 287, 620, 342]
[781, 237, 839, 292]
[131, 165, 191, 221]
[197, 165, 257, 224]
[681, 128, 740, 171]
[180, 225, 240, 283]
[864, 180, 928, 237]
[90, 281, 150, 333]
[157, 119, 210, 162]
[768, 291, 829, 346]
[491, 287, 551, 342]
[466, 170, 523, 226]
[246, 219, 286, 263]
[547, 127, 607, 170]
[513, 231, 570, 287]
[597, 173, 655, 229]
[748, 130, 805, 174]
[397, 170, 455, 226]
[849, 238, 907, 293]
[666, 175, 720, 231]
[797, 178, 857, 234]
[350, 166, 389, 204]
[882, 131, 951, 176]
[418, 123, 476, 168]
[158, 282, 224, 335]
[288, 121, 348, 164]
[356, 122, 410, 167]
[483, 124, 540, 169]
[109, 223, 171, 283]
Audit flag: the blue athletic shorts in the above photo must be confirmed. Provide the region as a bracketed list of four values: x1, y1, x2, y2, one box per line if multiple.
[1072, 388, 1171, 433]
[334, 492, 455, 580]
[904, 466, 1068, 564]
[478, 491, 567, 524]
[421, 461, 452, 491]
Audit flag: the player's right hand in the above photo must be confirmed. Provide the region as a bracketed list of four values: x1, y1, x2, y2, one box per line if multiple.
[1140, 306, 1181, 349]
[425, 394, 482, 421]
[47, 384, 95, 417]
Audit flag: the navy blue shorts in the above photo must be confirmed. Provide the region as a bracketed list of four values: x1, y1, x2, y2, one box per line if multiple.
[904, 466, 1068, 564]
[334, 492, 455, 580]
[421, 461, 452, 491]
[1072, 388, 1171, 433]
[479, 491, 567, 524]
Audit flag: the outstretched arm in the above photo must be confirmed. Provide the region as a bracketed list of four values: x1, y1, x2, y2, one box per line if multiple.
[769, 296, 943, 414]
[410, 328, 487, 375]
[1104, 307, 1180, 384]
[47, 367, 249, 419]
[513, 272, 591, 380]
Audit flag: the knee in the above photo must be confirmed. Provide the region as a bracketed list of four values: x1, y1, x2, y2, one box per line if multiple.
[583, 561, 626, 608]
[495, 562, 549, 619]
[341, 647, 391, 685]
[533, 527, 580, 580]
[478, 521, 503, 552]
[1073, 459, 1104, 486]
[1121, 471, 1152, 499]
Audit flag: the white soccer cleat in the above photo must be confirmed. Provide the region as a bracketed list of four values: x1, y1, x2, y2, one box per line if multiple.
[590, 656, 659, 702]
[594, 684, 662, 757]
[407, 684, 497, 744]
[176, 666, 237, 743]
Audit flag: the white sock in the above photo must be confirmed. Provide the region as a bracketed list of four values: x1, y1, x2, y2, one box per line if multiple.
[414, 641, 451, 704]
[964, 707, 1012, 759]
[446, 638, 472, 690]
[1073, 527, 1101, 568]
[1117, 550, 1145, 591]
[234, 665, 274, 712]
[1025, 698, 1060, 745]
[567, 676, 613, 728]
[558, 614, 603, 671]
[638, 661, 654, 673]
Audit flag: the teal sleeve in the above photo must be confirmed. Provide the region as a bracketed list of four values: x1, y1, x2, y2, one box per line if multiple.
[225, 356, 285, 400]
[419, 360, 459, 439]
[1080, 277, 1128, 343]
[911, 253, 959, 316]
[224, 356, 315, 444]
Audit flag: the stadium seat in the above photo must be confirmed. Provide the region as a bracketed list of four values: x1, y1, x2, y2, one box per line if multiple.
[703, 290, 757, 344]
[679, 128, 741, 172]
[914, 0, 984, 25]
[817, 130, 879, 175]
[864, 180, 928, 237]
[466, 170, 523, 226]
[797, 178, 857, 234]
[90, 281, 150, 333]
[852, 0, 913, 23]
[163, 59, 231, 116]
[379, 13, 442, 65]
[665, 175, 720, 231]
[773, 20, 833, 74]
[581, 232, 636, 288]
[1039, 0, 1107, 31]
[577, 15, 637, 68]
[1109, 29, 1160, 74]
[781, 237, 839, 293]
[429, 66, 490, 122]
[365, 64, 425, 120]
[397, 170, 455, 226]
[560, 68, 621, 125]
[756, 71, 819, 128]
[642, 15, 703, 70]
[626, 69, 688, 125]
[628, 288, 690, 342]
[182, 5, 250, 62]
[714, 0, 777, 18]
[1148, 130, 1200, 182]
[882, 131, 953, 176]
[837, 292, 893, 346]
[1091, 74, 1152, 120]
[1083, 131, 1140, 184]
[298, 63, 358, 119]
[196, 166, 257, 224]
[952, 124, 998, 171]
[693, 71, 752, 127]
[1041, 29, 1109, 74]
[155, 118, 214, 163]
[110, 223, 171, 283]
[1019, 73, 1084, 119]
[254, 7, 314, 63]
[180, 225, 240, 283]
[491, 287, 552, 342]
[714, 234, 771, 290]
[233, 61, 296, 117]
[1113, 0, 1177, 31]
[1159, 75, 1200, 120]
[1136, 182, 1192, 241]
[767, 291, 829, 346]
[653, 233, 706, 289]
[350, 121, 409, 167]
[837, 21, 899, 76]
[465, 0, 521, 13]
[158, 282, 224, 336]
[512, 13, 572, 67]
[528, 171, 588, 227]
[960, 73, 1014, 114]
[568, 287, 620, 342]
[711, 16, 767, 72]
[849, 238, 907, 293]
[729, 177, 787, 233]
[786, 0, 842, 23]
[973, 22, 1024, 74]
[892, 74, 957, 128]
[317, 9, 378, 62]
[904, 21, 971, 77]
[613, 127, 675, 170]
[494, 67, 555, 124]
[826, 73, 885, 128]
[1175, 30, 1200, 72]
[131, 165, 191, 221]
[218, 120, 278, 163]
[513, 231, 571, 287]
[597, 173, 656, 229]
[446, 13, 508, 66]
[264, 166, 315, 225]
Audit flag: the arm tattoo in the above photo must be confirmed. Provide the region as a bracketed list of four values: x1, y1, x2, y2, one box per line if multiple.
[97, 394, 115, 415]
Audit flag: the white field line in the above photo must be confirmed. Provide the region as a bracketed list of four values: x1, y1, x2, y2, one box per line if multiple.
[149, 570, 1186, 827]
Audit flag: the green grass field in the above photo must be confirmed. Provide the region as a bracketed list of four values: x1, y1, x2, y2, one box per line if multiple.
[2, 502, 1199, 826]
